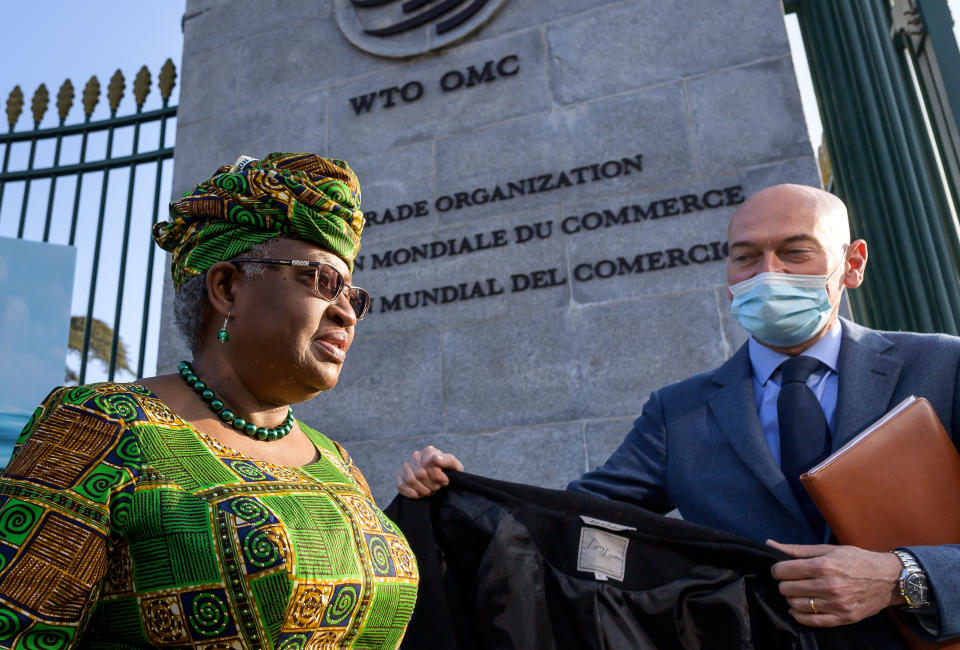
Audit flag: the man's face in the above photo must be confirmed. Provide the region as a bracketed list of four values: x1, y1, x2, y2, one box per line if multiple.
[726, 186, 849, 311]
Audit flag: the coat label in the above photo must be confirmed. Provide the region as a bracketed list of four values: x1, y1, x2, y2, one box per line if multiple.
[577, 527, 628, 581]
[579, 515, 637, 532]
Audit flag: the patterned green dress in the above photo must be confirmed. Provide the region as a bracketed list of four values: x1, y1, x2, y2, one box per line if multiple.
[0, 383, 418, 649]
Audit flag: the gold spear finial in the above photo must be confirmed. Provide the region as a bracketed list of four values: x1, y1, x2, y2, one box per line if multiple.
[31, 83, 49, 126]
[818, 142, 833, 190]
[82, 76, 100, 119]
[107, 69, 125, 114]
[57, 79, 75, 123]
[6, 86, 23, 130]
[158, 59, 177, 104]
[133, 65, 151, 108]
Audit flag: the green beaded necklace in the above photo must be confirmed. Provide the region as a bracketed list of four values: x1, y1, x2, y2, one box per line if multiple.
[178, 360, 294, 441]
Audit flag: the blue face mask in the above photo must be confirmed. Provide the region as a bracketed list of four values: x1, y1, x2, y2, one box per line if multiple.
[729, 264, 843, 347]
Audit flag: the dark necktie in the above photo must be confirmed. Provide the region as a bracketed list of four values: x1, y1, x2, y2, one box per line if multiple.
[777, 355, 831, 538]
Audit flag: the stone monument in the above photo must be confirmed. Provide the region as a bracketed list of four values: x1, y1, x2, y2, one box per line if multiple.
[162, 0, 821, 504]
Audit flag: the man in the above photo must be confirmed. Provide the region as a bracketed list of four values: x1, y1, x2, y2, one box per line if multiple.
[397, 184, 960, 641]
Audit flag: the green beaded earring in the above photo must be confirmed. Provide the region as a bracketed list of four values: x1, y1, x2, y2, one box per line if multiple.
[217, 312, 230, 343]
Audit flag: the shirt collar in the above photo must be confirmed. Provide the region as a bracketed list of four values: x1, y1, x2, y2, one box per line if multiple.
[748, 321, 843, 386]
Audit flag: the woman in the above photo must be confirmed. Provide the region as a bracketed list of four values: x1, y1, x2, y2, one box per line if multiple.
[0, 153, 418, 649]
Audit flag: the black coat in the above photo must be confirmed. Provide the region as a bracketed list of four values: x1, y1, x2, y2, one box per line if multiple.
[386, 472, 906, 650]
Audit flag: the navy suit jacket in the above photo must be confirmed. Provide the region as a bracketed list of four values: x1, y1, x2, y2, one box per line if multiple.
[569, 318, 960, 640]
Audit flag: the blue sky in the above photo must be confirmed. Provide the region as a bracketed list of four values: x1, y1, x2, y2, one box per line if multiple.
[0, 3, 186, 128]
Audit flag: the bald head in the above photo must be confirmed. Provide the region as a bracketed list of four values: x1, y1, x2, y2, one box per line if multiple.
[726, 183, 868, 352]
[729, 184, 850, 253]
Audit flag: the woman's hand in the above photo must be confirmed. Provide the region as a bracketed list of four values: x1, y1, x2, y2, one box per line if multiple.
[396, 446, 464, 498]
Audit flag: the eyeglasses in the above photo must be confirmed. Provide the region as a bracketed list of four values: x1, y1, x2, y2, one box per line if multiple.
[230, 258, 371, 320]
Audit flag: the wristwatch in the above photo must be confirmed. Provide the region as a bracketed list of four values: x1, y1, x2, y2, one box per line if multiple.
[892, 549, 931, 609]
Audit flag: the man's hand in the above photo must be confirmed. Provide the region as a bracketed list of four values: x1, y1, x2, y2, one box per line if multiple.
[396, 446, 465, 498]
[767, 540, 903, 627]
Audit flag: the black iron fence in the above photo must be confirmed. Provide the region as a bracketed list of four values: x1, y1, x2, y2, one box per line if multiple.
[1, 61, 177, 383]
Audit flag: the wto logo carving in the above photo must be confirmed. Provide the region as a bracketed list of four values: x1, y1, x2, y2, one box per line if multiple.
[335, 0, 510, 58]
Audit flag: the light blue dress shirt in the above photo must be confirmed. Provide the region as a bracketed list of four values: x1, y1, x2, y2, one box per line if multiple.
[748, 322, 842, 465]
[748, 324, 936, 614]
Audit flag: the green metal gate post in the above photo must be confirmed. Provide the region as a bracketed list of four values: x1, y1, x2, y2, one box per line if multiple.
[891, 0, 960, 226]
[794, 0, 960, 334]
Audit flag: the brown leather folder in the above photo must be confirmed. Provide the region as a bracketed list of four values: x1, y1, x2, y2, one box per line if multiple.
[800, 396, 960, 650]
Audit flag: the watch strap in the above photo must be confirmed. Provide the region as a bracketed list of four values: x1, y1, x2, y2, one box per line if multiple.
[893, 549, 930, 609]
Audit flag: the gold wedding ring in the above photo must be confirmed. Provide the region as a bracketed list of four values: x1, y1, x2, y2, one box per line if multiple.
[808, 597, 817, 614]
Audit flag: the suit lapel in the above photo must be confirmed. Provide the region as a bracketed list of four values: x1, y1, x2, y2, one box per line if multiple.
[707, 345, 809, 527]
[833, 319, 902, 450]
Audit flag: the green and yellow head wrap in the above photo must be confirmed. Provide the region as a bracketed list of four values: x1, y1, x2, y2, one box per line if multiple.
[154, 152, 364, 289]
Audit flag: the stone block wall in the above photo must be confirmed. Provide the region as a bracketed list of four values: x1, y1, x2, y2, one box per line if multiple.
[162, 0, 821, 505]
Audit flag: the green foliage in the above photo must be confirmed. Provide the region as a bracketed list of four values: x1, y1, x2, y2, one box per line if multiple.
[67, 317, 131, 382]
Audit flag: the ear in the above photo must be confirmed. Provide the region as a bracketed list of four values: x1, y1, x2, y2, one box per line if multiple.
[205, 261, 244, 318]
[842, 239, 868, 289]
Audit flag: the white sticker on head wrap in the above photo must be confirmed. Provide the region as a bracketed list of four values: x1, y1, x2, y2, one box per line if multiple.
[229, 155, 260, 173]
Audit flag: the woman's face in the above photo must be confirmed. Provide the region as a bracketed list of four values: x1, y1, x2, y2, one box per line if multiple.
[225, 238, 358, 403]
